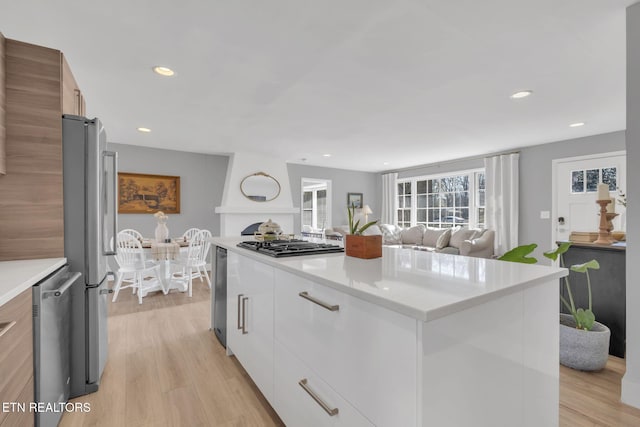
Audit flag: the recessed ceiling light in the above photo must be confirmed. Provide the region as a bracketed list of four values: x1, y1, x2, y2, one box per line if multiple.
[152, 66, 175, 77]
[383, 162, 389, 166]
[510, 90, 533, 99]
[137, 127, 151, 133]
[569, 122, 585, 127]
[323, 154, 331, 157]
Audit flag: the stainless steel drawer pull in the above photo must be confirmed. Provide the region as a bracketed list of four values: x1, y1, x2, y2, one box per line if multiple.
[237, 294, 244, 330]
[0, 321, 17, 338]
[299, 292, 339, 312]
[298, 378, 339, 416]
[242, 297, 248, 335]
[43, 272, 81, 299]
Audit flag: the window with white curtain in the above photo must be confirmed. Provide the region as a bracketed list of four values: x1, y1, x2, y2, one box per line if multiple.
[396, 169, 485, 229]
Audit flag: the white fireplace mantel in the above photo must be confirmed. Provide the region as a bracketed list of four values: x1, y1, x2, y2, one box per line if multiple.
[215, 206, 299, 214]
[216, 152, 298, 236]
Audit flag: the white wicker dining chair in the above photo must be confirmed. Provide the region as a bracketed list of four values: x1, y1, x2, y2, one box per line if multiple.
[182, 227, 200, 241]
[175, 229, 211, 297]
[120, 228, 144, 241]
[112, 232, 160, 304]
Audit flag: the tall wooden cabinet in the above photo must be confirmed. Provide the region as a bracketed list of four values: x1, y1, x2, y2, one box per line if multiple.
[0, 32, 6, 175]
[0, 288, 34, 427]
[0, 38, 87, 261]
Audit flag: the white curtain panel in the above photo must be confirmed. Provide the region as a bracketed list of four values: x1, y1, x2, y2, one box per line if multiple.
[484, 153, 519, 256]
[381, 172, 397, 225]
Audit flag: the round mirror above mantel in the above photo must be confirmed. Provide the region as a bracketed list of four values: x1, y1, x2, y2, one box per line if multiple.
[240, 172, 281, 202]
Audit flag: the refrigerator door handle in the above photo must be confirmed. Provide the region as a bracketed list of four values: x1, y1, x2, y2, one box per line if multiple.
[103, 151, 118, 256]
[42, 272, 81, 299]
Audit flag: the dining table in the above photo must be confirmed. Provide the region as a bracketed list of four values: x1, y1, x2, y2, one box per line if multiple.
[141, 238, 190, 294]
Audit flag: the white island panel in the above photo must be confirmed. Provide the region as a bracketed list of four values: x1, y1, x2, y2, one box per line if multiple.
[419, 281, 559, 426]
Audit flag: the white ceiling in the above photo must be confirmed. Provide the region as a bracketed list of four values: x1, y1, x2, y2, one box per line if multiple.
[0, 0, 633, 172]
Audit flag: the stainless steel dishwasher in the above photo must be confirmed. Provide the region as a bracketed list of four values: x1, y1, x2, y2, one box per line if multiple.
[213, 246, 227, 347]
[33, 264, 81, 427]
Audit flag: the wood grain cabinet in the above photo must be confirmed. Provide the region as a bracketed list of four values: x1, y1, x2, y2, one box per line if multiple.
[0, 32, 6, 175]
[0, 38, 86, 261]
[0, 288, 34, 427]
[61, 55, 85, 116]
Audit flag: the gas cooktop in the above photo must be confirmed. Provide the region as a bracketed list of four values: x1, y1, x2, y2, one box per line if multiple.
[237, 239, 344, 257]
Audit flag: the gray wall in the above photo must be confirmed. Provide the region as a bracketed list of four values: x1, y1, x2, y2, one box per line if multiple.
[389, 130, 626, 261]
[287, 164, 381, 231]
[110, 143, 229, 237]
[623, 2, 640, 408]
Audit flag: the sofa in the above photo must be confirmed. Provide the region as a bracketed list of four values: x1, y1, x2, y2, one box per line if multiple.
[379, 224, 495, 258]
[324, 224, 494, 259]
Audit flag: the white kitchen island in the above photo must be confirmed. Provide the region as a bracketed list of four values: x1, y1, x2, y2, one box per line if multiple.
[211, 237, 567, 427]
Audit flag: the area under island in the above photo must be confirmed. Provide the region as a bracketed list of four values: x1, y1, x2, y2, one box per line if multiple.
[210, 236, 567, 427]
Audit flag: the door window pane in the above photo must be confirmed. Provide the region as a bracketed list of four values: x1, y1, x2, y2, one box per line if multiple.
[571, 170, 584, 193]
[586, 169, 599, 192]
[602, 167, 617, 191]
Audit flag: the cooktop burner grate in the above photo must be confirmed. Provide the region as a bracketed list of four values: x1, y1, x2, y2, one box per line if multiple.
[237, 239, 344, 257]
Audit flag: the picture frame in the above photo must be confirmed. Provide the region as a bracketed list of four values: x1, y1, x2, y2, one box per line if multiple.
[347, 192, 363, 209]
[118, 172, 181, 214]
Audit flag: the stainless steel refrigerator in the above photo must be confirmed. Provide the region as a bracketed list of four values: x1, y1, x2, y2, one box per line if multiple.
[62, 115, 118, 398]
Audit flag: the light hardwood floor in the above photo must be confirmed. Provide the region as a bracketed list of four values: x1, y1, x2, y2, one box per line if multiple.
[60, 279, 640, 427]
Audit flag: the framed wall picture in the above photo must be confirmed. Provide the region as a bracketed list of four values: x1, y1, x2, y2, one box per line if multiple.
[118, 172, 181, 214]
[347, 192, 363, 209]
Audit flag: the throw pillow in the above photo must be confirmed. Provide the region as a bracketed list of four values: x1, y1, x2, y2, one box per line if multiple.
[436, 228, 452, 249]
[422, 227, 446, 248]
[448, 227, 477, 249]
[400, 224, 425, 245]
[379, 224, 402, 244]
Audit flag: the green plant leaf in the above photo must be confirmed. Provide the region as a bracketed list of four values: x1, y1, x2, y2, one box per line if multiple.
[543, 242, 571, 261]
[498, 243, 538, 264]
[357, 220, 379, 235]
[570, 260, 600, 273]
[347, 204, 355, 234]
[574, 308, 595, 331]
[352, 219, 361, 235]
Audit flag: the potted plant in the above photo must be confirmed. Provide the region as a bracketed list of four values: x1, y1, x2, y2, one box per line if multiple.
[499, 242, 610, 371]
[344, 203, 381, 259]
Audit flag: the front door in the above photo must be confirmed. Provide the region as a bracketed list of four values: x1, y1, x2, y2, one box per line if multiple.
[554, 152, 626, 242]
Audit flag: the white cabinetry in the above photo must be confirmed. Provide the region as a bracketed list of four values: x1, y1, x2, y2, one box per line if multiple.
[226, 251, 274, 404]
[218, 245, 561, 427]
[274, 269, 417, 427]
[274, 340, 373, 427]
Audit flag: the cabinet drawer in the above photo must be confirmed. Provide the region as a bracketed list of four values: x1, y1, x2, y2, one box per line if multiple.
[274, 269, 416, 427]
[0, 288, 34, 427]
[274, 340, 372, 427]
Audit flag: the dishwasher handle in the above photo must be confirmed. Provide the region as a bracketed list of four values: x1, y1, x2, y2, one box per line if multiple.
[42, 272, 81, 299]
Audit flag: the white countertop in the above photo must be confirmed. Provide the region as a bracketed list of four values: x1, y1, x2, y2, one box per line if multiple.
[0, 258, 67, 307]
[211, 237, 567, 321]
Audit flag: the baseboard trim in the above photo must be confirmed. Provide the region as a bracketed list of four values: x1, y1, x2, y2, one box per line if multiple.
[622, 375, 640, 409]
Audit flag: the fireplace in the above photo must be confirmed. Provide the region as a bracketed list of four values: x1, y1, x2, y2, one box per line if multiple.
[215, 152, 298, 236]
[241, 222, 262, 236]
